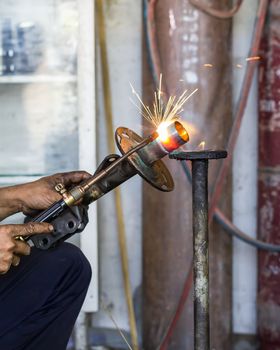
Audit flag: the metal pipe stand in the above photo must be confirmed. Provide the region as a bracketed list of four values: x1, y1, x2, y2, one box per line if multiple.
[170, 150, 227, 350]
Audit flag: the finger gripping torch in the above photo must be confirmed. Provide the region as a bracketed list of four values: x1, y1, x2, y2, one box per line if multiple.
[26, 121, 189, 249]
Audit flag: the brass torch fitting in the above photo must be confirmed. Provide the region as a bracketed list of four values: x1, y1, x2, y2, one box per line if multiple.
[63, 186, 85, 206]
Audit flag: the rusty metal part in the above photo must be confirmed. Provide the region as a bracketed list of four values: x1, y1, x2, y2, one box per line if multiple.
[189, 0, 243, 19]
[115, 127, 174, 191]
[83, 155, 136, 204]
[258, 1, 280, 347]
[81, 132, 157, 191]
[170, 150, 227, 350]
[172, 150, 227, 160]
[64, 131, 159, 206]
[193, 159, 209, 350]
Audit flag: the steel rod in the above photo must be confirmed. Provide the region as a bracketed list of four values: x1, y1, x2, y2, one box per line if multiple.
[192, 159, 209, 350]
[169, 150, 227, 350]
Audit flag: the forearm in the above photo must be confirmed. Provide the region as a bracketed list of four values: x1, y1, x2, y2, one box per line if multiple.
[0, 185, 23, 221]
[0, 171, 89, 221]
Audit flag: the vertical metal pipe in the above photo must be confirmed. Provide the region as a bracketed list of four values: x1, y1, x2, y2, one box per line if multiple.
[192, 159, 209, 350]
[143, 0, 233, 347]
[258, 1, 280, 348]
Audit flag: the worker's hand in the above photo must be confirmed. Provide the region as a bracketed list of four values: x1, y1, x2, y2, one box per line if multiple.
[17, 171, 90, 215]
[0, 222, 53, 274]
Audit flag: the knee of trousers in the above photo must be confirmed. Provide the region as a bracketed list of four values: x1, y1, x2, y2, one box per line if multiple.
[31, 242, 92, 296]
[55, 242, 92, 291]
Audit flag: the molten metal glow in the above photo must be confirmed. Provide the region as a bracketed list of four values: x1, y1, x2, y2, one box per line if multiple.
[157, 121, 172, 142]
[156, 120, 189, 152]
[174, 121, 189, 142]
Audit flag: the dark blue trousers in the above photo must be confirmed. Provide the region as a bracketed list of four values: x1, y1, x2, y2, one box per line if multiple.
[0, 242, 92, 350]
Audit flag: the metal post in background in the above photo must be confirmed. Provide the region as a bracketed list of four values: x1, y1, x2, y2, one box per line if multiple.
[192, 159, 209, 350]
[142, 1, 233, 348]
[170, 150, 227, 350]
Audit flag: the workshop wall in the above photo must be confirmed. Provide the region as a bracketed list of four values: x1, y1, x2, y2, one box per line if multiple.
[93, 0, 143, 334]
[0, 0, 79, 175]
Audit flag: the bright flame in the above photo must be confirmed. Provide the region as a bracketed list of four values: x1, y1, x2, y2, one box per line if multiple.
[203, 63, 213, 68]
[246, 56, 261, 62]
[198, 141, 206, 150]
[156, 121, 172, 142]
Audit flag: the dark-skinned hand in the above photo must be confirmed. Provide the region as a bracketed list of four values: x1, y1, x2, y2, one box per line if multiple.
[0, 171, 91, 273]
[0, 222, 53, 274]
[17, 171, 90, 216]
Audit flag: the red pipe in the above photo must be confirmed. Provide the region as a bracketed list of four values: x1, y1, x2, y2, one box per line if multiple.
[258, 1, 280, 348]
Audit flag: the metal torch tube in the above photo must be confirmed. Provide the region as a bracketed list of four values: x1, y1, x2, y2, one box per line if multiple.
[192, 159, 210, 350]
[81, 135, 155, 190]
[64, 133, 158, 206]
[83, 160, 137, 204]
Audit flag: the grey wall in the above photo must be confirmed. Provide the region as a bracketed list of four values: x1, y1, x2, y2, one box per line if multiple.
[93, 0, 142, 332]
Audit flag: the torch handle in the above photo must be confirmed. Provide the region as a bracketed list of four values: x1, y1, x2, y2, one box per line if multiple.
[18, 132, 158, 248]
[31, 199, 67, 223]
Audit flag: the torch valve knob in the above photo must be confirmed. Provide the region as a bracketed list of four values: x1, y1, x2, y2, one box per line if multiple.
[55, 183, 67, 195]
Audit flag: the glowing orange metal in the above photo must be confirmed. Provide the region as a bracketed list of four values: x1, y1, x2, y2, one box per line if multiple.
[156, 120, 189, 152]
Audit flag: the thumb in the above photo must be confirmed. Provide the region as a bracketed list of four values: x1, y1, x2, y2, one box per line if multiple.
[9, 222, 53, 238]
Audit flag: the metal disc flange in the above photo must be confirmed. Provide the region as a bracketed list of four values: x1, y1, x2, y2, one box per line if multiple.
[115, 127, 174, 192]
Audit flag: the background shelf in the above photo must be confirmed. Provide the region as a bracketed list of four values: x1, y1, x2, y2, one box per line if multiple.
[0, 74, 77, 83]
